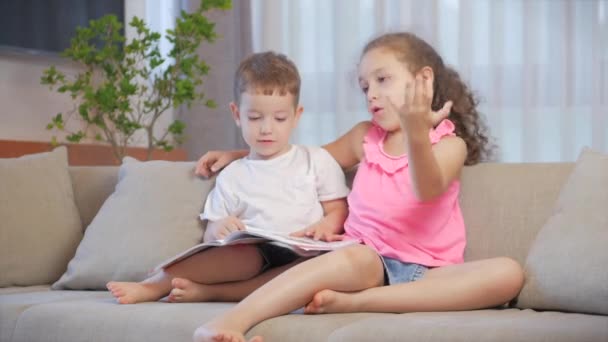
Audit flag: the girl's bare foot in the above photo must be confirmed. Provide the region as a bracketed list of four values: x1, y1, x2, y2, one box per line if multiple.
[192, 325, 263, 342]
[168, 278, 214, 303]
[106, 281, 166, 304]
[304, 289, 357, 314]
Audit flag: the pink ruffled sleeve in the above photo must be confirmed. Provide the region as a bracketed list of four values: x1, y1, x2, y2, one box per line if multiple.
[429, 119, 456, 144]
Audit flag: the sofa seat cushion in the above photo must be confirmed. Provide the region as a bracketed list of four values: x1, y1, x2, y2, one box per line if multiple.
[328, 309, 608, 342]
[246, 312, 377, 341]
[10, 300, 234, 342]
[0, 289, 110, 342]
[0, 285, 50, 295]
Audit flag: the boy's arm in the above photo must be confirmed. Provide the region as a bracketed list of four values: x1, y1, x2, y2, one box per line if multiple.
[291, 198, 348, 241]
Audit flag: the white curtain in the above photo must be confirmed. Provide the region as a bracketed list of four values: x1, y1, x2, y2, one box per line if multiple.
[250, 0, 607, 162]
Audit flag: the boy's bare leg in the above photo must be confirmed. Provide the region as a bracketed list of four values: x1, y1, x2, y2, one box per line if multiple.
[169, 259, 305, 303]
[107, 245, 264, 304]
[305, 257, 524, 314]
[192, 244, 385, 342]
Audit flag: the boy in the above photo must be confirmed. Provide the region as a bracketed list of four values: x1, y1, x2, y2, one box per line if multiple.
[106, 51, 349, 305]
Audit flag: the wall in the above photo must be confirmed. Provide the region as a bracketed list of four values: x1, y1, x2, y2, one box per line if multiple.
[0, 1, 249, 160]
[177, 1, 252, 160]
[0, 52, 78, 142]
[0, 0, 167, 148]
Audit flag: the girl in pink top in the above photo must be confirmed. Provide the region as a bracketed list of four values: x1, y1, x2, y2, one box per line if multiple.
[192, 32, 524, 342]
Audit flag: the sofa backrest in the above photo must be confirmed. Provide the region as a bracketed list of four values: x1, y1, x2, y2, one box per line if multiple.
[459, 162, 574, 264]
[68, 162, 574, 264]
[69, 166, 119, 229]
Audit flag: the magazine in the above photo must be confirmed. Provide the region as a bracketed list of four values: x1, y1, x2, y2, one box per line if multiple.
[152, 227, 359, 273]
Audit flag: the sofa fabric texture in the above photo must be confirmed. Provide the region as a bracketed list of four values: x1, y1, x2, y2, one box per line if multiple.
[52, 157, 214, 290]
[517, 148, 608, 315]
[0, 147, 82, 287]
[1, 148, 607, 342]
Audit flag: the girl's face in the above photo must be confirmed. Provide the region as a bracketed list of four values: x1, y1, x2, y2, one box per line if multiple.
[358, 48, 417, 132]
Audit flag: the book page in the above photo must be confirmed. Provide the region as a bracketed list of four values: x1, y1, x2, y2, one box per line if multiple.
[152, 226, 359, 273]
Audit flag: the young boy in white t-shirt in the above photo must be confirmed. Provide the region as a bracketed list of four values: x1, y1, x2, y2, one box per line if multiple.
[106, 51, 350, 305]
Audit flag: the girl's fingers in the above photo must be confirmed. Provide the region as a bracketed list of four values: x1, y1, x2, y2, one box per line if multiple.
[431, 101, 453, 124]
[414, 76, 426, 107]
[326, 234, 344, 242]
[313, 230, 325, 240]
[195, 159, 210, 177]
[403, 82, 413, 109]
[289, 229, 306, 237]
[424, 75, 433, 100]
[290, 228, 315, 238]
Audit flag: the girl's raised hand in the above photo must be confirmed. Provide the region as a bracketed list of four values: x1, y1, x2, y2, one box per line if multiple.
[387, 75, 453, 131]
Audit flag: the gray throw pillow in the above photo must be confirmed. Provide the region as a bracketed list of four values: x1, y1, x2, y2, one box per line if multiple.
[52, 157, 214, 290]
[0, 147, 82, 287]
[517, 148, 608, 315]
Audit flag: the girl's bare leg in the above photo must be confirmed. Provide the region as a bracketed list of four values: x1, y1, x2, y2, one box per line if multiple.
[305, 257, 524, 314]
[106, 245, 264, 304]
[168, 259, 305, 303]
[192, 244, 385, 342]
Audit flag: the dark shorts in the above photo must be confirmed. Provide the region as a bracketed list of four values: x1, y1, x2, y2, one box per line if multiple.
[257, 243, 302, 271]
[380, 255, 427, 285]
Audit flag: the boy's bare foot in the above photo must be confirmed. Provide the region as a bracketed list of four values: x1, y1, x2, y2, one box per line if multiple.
[106, 281, 166, 304]
[168, 278, 214, 303]
[304, 289, 357, 314]
[192, 325, 263, 342]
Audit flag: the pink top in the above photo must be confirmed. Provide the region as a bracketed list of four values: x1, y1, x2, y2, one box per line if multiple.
[344, 119, 466, 267]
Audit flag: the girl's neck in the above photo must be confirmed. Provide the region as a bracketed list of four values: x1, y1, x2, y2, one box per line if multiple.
[383, 129, 408, 157]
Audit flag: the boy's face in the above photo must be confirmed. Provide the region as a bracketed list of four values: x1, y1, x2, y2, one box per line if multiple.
[230, 91, 303, 160]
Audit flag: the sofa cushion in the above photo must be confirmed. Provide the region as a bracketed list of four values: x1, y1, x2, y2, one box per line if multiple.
[0, 288, 110, 342]
[327, 309, 608, 342]
[517, 148, 608, 315]
[9, 299, 231, 342]
[52, 157, 214, 290]
[0, 147, 82, 287]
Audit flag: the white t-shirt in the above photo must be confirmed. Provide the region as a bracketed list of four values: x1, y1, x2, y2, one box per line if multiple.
[200, 145, 350, 234]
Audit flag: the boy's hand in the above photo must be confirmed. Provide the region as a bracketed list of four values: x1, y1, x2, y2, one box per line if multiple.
[290, 224, 344, 242]
[209, 216, 245, 240]
[195, 150, 247, 178]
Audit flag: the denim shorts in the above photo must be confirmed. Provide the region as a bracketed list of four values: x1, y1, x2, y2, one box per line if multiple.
[257, 243, 302, 271]
[380, 255, 427, 285]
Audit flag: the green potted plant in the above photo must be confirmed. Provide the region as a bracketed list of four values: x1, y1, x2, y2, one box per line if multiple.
[41, 0, 231, 162]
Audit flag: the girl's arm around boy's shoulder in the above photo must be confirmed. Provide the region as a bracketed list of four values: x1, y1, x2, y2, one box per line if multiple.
[323, 121, 373, 170]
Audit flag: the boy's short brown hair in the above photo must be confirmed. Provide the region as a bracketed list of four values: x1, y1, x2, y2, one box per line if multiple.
[233, 51, 301, 106]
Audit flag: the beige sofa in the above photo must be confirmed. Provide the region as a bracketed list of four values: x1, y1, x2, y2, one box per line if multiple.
[1, 148, 607, 342]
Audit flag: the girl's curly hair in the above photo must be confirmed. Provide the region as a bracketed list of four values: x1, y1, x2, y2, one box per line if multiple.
[363, 32, 493, 165]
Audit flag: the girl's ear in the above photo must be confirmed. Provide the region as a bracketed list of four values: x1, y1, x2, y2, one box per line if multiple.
[229, 102, 241, 126]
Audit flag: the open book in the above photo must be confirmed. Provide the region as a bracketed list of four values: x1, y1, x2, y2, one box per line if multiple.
[152, 227, 359, 273]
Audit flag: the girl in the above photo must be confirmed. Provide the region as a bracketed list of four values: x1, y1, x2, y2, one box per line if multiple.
[193, 32, 524, 342]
